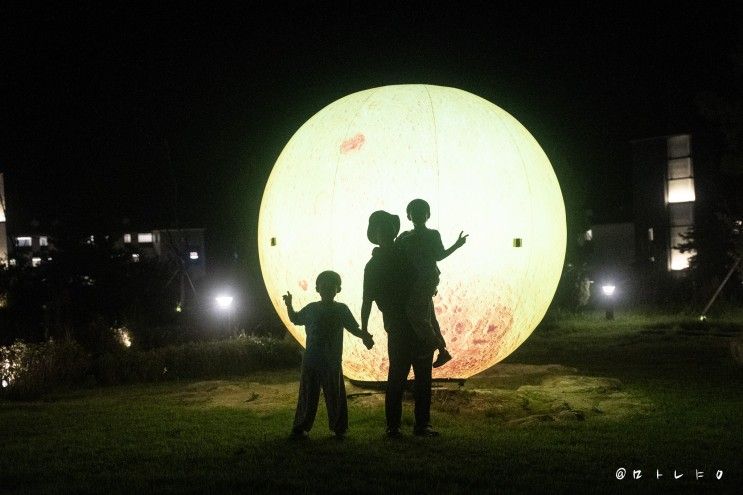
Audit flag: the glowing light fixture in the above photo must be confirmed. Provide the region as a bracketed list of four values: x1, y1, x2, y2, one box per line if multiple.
[258, 85, 566, 381]
[601, 284, 616, 296]
[1, 379, 7, 388]
[215, 295, 234, 310]
[189, 251, 199, 260]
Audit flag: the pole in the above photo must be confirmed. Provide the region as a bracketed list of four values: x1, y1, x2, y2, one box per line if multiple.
[700, 256, 742, 319]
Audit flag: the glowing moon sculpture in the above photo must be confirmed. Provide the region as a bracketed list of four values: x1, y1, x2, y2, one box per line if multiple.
[258, 85, 565, 381]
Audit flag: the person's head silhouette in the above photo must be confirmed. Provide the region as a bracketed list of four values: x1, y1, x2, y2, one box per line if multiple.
[406, 199, 430, 226]
[367, 210, 400, 246]
[315, 270, 342, 302]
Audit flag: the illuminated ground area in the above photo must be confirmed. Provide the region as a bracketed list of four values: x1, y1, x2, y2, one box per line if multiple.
[1, 314, 741, 493]
[179, 364, 650, 426]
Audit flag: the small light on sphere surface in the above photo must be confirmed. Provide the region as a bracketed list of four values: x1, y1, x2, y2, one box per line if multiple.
[602, 285, 616, 297]
[215, 295, 234, 310]
[258, 85, 566, 381]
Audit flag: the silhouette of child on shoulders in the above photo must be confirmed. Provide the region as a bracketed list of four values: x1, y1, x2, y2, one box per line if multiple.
[395, 199, 468, 368]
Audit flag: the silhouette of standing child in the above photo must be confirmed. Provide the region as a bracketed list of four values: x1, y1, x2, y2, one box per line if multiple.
[283, 271, 374, 439]
[395, 199, 468, 367]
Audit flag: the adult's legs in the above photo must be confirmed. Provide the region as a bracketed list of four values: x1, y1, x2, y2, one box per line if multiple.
[293, 365, 322, 433]
[411, 348, 433, 430]
[385, 329, 412, 431]
[321, 365, 348, 435]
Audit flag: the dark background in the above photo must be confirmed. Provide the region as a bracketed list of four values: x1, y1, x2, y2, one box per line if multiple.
[1, 2, 741, 318]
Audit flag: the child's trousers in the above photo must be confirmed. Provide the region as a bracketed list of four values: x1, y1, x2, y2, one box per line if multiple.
[293, 363, 348, 434]
[405, 278, 447, 353]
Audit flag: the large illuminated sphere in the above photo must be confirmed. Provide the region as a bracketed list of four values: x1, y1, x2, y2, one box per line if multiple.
[258, 85, 565, 381]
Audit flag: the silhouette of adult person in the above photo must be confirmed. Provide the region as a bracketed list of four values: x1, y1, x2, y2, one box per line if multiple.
[361, 210, 439, 437]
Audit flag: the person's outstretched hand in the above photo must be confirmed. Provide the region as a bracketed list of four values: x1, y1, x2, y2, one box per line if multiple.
[454, 231, 469, 249]
[362, 333, 375, 350]
[282, 291, 293, 306]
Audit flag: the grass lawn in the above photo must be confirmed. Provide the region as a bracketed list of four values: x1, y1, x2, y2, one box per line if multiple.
[1, 312, 742, 494]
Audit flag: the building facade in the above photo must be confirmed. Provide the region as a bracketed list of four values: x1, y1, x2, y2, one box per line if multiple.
[0, 173, 7, 266]
[632, 134, 697, 274]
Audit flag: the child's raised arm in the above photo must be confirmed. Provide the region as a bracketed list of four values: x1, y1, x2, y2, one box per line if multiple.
[438, 231, 469, 261]
[283, 291, 303, 325]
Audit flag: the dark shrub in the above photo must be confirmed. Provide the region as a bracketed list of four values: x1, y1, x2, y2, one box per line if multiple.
[0, 339, 91, 400]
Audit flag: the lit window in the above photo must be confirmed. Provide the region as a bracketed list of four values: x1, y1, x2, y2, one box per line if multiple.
[39, 236, 48, 247]
[669, 203, 694, 226]
[138, 233, 153, 243]
[31, 257, 42, 267]
[667, 178, 695, 203]
[647, 228, 654, 241]
[584, 229, 592, 241]
[131, 253, 140, 262]
[669, 226, 694, 271]
[670, 249, 693, 270]
[124, 234, 132, 243]
[16, 237, 32, 247]
[189, 251, 199, 260]
[668, 158, 692, 179]
[667, 134, 690, 158]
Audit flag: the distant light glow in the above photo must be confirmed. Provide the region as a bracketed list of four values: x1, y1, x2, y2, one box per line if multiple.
[124, 234, 132, 243]
[215, 295, 234, 310]
[602, 285, 616, 296]
[39, 236, 48, 247]
[16, 237, 32, 247]
[189, 251, 199, 260]
[138, 233, 153, 243]
[175, 303, 183, 313]
[31, 257, 42, 268]
[1, 379, 8, 388]
[258, 85, 566, 381]
[131, 253, 140, 262]
[114, 327, 132, 348]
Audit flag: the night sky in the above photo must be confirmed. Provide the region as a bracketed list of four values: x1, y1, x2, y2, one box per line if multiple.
[1, 2, 741, 276]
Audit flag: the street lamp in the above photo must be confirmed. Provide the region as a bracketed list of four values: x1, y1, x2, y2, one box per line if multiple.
[214, 294, 235, 333]
[601, 284, 616, 320]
